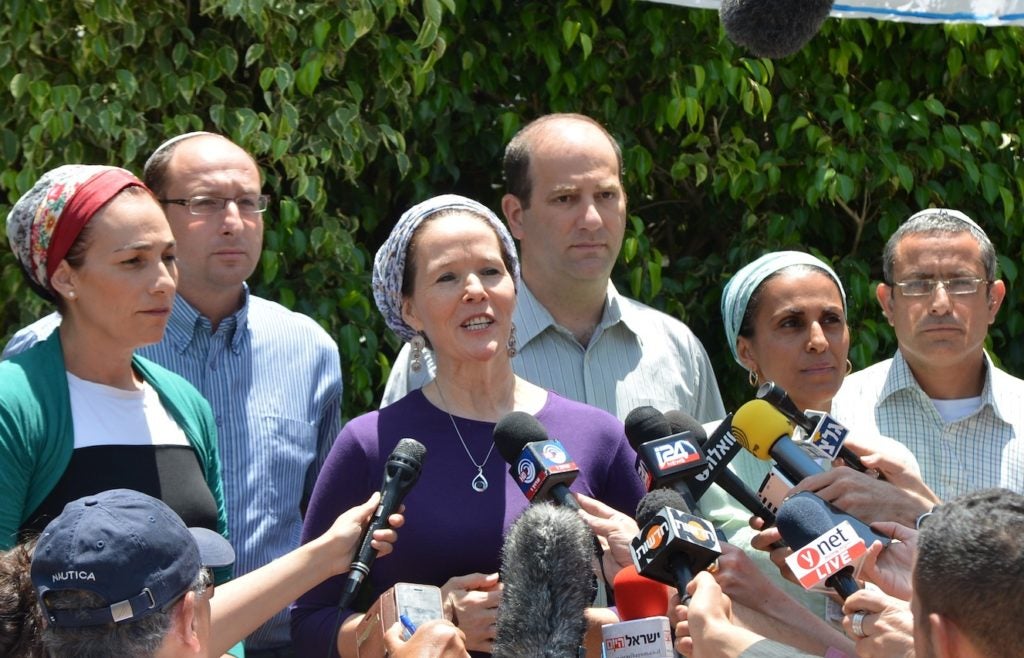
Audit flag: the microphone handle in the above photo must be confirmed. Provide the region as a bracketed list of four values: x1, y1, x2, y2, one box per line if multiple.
[716, 470, 777, 526]
[838, 445, 874, 475]
[769, 437, 822, 483]
[669, 556, 695, 605]
[338, 463, 418, 609]
[825, 567, 860, 600]
[550, 483, 581, 511]
[670, 480, 700, 516]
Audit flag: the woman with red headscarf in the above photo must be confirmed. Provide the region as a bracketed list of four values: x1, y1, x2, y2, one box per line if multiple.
[0, 165, 230, 554]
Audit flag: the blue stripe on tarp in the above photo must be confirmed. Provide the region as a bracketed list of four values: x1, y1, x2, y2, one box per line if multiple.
[833, 4, 1015, 21]
[640, 1, 1024, 24]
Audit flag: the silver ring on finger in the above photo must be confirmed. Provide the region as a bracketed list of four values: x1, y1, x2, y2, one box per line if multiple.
[851, 610, 868, 638]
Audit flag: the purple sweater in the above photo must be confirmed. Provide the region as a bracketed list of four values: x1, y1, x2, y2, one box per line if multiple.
[291, 390, 644, 656]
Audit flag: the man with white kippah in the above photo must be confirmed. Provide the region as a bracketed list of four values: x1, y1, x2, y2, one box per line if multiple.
[826, 208, 1024, 519]
[6, 132, 343, 656]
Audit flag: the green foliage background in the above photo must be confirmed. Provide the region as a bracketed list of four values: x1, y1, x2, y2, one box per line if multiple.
[2, 0, 1023, 416]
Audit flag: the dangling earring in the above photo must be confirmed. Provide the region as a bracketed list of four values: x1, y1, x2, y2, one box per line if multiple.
[507, 323, 518, 358]
[410, 333, 426, 372]
[748, 369, 758, 387]
[845, 359, 853, 376]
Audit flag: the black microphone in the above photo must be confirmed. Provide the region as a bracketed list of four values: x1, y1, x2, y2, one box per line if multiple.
[337, 438, 426, 610]
[732, 400, 824, 485]
[631, 489, 721, 604]
[665, 410, 777, 525]
[776, 492, 863, 600]
[494, 411, 580, 510]
[493, 503, 595, 658]
[720, 0, 834, 59]
[756, 381, 871, 474]
[624, 406, 705, 512]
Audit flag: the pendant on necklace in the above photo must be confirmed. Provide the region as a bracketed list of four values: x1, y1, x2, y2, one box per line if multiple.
[472, 469, 488, 492]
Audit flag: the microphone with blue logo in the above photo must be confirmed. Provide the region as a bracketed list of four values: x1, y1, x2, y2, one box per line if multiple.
[755, 381, 873, 475]
[493, 411, 582, 510]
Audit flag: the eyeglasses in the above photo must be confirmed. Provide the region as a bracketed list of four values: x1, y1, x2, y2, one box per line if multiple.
[163, 567, 215, 611]
[160, 194, 269, 215]
[194, 566, 214, 598]
[893, 277, 991, 297]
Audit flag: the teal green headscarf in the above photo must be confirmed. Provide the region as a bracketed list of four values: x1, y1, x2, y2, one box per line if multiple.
[721, 251, 846, 366]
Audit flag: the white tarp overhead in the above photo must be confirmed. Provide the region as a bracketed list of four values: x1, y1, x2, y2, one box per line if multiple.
[643, 1, 1024, 25]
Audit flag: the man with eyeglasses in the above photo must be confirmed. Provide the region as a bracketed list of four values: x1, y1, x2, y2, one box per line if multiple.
[823, 208, 1024, 518]
[5, 132, 343, 657]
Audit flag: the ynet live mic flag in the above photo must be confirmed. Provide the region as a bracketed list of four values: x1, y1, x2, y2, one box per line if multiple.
[642, 0, 1024, 25]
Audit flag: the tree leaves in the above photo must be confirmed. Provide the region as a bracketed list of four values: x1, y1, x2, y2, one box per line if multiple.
[3, 1, 1024, 414]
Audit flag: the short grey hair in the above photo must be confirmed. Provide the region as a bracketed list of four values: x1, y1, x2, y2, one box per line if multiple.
[882, 208, 997, 284]
[40, 570, 204, 658]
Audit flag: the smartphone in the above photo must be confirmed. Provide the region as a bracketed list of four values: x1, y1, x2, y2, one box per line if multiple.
[393, 583, 444, 640]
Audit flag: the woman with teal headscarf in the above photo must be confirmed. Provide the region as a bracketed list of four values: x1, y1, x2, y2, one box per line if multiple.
[722, 251, 851, 412]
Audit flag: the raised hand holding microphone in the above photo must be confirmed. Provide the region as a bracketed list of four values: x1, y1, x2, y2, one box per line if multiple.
[338, 438, 426, 610]
[742, 390, 939, 527]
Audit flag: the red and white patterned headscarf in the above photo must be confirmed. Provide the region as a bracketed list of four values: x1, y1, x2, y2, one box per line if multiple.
[6, 165, 147, 293]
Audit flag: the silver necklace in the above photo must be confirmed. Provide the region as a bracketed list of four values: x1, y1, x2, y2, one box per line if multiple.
[434, 382, 495, 493]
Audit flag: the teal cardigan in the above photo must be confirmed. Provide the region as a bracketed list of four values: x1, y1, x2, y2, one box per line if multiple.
[0, 332, 230, 552]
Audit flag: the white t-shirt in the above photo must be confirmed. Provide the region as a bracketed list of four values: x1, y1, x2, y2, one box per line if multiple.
[67, 372, 189, 448]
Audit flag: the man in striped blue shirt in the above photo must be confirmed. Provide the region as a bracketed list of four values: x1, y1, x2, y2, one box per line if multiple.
[4, 133, 342, 656]
[829, 209, 1024, 519]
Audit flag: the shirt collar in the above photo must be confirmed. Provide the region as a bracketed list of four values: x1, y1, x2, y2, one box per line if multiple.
[163, 284, 251, 354]
[513, 280, 641, 349]
[882, 349, 1006, 421]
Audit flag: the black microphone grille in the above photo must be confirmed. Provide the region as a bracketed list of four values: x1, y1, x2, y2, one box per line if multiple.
[635, 488, 691, 527]
[663, 410, 708, 443]
[720, 0, 834, 59]
[493, 411, 549, 465]
[624, 405, 673, 451]
[393, 437, 427, 465]
[776, 492, 836, 548]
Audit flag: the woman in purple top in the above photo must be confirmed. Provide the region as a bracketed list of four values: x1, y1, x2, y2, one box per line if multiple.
[292, 195, 644, 657]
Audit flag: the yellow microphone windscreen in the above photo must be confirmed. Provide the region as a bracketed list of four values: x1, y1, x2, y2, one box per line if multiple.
[731, 399, 793, 460]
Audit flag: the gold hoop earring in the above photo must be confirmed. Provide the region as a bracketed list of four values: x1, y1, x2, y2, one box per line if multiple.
[748, 369, 758, 387]
[845, 359, 853, 376]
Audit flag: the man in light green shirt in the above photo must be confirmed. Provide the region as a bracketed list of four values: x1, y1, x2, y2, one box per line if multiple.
[383, 113, 725, 424]
[831, 208, 1024, 514]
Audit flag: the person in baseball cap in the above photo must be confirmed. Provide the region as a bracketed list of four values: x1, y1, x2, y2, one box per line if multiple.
[31, 488, 234, 656]
[27, 487, 470, 658]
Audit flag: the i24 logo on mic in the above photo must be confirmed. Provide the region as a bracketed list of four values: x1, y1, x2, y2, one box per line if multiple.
[653, 440, 701, 470]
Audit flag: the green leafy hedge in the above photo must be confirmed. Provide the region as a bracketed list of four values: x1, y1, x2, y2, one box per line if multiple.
[3, 0, 1023, 416]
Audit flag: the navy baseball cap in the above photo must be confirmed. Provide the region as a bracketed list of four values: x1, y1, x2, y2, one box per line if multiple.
[31, 489, 235, 628]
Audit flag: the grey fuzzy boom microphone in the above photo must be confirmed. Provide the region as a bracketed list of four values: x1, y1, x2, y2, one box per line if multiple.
[493, 503, 595, 658]
[720, 0, 834, 59]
